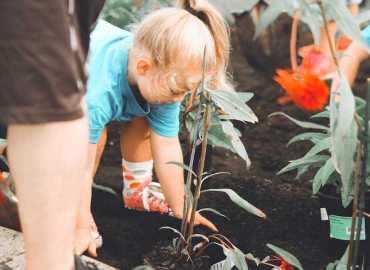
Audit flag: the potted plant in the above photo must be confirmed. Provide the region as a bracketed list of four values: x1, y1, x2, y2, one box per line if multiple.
[271, 99, 370, 262]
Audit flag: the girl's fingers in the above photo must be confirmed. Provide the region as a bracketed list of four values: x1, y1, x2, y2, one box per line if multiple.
[195, 214, 218, 232]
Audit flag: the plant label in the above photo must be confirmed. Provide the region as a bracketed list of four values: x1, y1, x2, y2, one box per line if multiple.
[320, 208, 329, 221]
[329, 215, 366, 241]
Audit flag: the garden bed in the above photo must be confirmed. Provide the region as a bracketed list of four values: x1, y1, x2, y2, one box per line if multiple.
[92, 23, 370, 270]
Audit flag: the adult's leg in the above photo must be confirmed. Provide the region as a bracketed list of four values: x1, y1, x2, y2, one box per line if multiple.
[75, 128, 106, 256]
[7, 116, 88, 270]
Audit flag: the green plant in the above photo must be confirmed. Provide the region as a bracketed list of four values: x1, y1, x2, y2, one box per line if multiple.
[272, 97, 370, 207]
[101, 0, 171, 29]
[253, 1, 370, 268]
[162, 50, 266, 269]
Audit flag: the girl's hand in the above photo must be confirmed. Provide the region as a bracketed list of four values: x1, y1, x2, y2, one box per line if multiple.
[173, 209, 218, 232]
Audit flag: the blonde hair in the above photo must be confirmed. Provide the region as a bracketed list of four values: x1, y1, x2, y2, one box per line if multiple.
[131, 0, 233, 92]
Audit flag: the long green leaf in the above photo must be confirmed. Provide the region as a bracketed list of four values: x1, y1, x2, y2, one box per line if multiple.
[202, 189, 266, 218]
[330, 76, 357, 205]
[303, 137, 331, 158]
[297, 0, 322, 44]
[132, 266, 155, 270]
[270, 112, 329, 130]
[198, 208, 230, 221]
[278, 155, 329, 175]
[208, 89, 258, 123]
[266, 244, 304, 270]
[312, 158, 335, 194]
[167, 161, 197, 178]
[207, 122, 235, 151]
[311, 110, 330, 119]
[287, 132, 328, 146]
[238, 92, 254, 103]
[221, 121, 251, 168]
[223, 246, 249, 270]
[159, 226, 186, 242]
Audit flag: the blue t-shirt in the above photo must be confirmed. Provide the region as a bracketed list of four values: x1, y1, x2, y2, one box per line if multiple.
[362, 25, 370, 46]
[87, 20, 180, 143]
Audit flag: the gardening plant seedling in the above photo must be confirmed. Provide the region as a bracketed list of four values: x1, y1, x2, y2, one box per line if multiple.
[157, 48, 269, 269]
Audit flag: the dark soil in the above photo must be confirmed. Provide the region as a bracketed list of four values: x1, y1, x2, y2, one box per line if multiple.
[92, 14, 370, 270]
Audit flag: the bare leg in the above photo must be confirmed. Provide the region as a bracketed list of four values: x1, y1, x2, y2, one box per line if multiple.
[121, 117, 152, 162]
[74, 128, 106, 256]
[7, 116, 88, 270]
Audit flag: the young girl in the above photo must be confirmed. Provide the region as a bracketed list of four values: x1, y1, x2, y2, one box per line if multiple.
[74, 0, 233, 256]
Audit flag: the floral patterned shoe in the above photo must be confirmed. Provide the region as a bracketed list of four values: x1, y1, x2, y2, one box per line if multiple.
[123, 180, 172, 215]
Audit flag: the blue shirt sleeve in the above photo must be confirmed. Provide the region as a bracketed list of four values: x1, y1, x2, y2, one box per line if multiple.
[146, 102, 181, 137]
[88, 107, 111, 144]
[362, 25, 370, 47]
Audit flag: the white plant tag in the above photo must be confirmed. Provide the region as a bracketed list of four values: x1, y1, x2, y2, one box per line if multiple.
[321, 208, 329, 221]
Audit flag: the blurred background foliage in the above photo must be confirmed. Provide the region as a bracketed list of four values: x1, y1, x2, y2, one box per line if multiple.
[101, 0, 172, 29]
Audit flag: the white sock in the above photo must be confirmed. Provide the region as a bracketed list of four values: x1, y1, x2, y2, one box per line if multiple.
[122, 159, 153, 191]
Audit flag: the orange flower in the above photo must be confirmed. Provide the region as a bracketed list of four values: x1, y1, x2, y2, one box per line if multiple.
[0, 171, 4, 183]
[337, 36, 352, 51]
[274, 68, 329, 111]
[280, 259, 295, 270]
[269, 256, 295, 270]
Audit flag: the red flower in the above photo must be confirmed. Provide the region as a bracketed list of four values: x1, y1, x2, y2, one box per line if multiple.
[274, 68, 329, 111]
[269, 256, 295, 270]
[280, 259, 295, 270]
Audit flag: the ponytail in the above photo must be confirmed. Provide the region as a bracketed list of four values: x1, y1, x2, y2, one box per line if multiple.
[177, 0, 231, 90]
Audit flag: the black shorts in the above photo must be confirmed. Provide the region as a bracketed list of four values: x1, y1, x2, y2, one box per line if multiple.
[0, 0, 105, 124]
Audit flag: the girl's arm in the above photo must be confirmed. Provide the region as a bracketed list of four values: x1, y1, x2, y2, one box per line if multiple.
[150, 131, 184, 216]
[150, 130, 217, 231]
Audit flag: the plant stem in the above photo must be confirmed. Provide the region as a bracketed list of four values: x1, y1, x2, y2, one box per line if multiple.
[187, 100, 211, 251]
[352, 79, 370, 268]
[290, 12, 300, 71]
[348, 142, 362, 270]
[318, 1, 339, 68]
[179, 47, 208, 252]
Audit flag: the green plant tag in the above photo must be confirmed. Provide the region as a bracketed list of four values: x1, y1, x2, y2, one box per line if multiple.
[329, 215, 366, 240]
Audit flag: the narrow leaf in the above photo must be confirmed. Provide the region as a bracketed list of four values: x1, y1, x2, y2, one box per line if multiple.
[266, 244, 304, 270]
[207, 89, 258, 123]
[159, 226, 186, 242]
[303, 137, 331, 158]
[202, 189, 266, 218]
[167, 161, 197, 178]
[224, 246, 249, 270]
[312, 158, 335, 194]
[270, 112, 329, 130]
[221, 121, 251, 168]
[198, 208, 230, 220]
[287, 132, 328, 146]
[278, 155, 329, 175]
